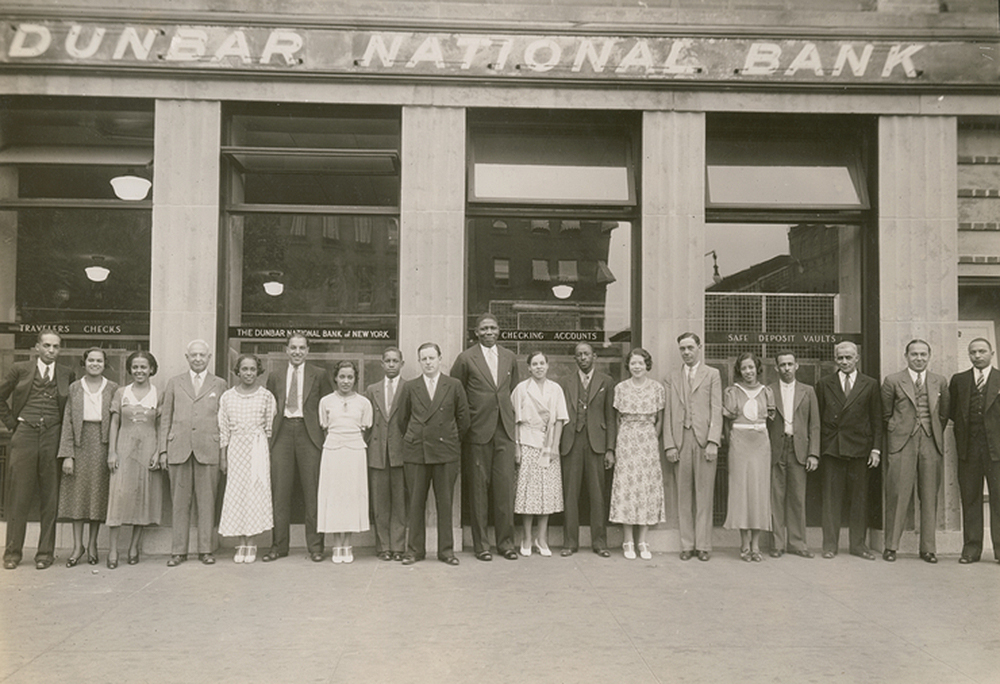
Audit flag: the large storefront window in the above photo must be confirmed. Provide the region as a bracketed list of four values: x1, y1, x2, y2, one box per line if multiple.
[466, 110, 639, 382]
[222, 103, 400, 388]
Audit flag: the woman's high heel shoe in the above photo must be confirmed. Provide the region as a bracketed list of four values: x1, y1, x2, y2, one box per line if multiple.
[87, 551, 99, 565]
[66, 548, 85, 568]
[623, 541, 636, 560]
[740, 548, 752, 562]
[127, 551, 140, 565]
[106, 554, 118, 570]
[637, 542, 652, 560]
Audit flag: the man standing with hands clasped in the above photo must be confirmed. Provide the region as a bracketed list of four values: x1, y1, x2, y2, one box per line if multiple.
[816, 341, 882, 560]
[365, 347, 407, 562]
[881, 340, 949, 563]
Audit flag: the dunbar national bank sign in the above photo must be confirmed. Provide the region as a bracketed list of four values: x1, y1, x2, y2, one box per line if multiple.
[1, 19, 997, 86]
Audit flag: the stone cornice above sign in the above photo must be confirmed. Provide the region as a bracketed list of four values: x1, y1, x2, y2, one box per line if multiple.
[1, 19, 997, 87]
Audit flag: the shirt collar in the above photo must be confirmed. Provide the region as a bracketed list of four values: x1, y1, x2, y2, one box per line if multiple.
[36, 359, 53, 376]
[190, 369, 205, 381]
[978, 367, 991, 381]
[686, 362, 699, 375]
[579, 368, 594, 382]
[908, 368, 922, 384]
[779, 379, 795, 389]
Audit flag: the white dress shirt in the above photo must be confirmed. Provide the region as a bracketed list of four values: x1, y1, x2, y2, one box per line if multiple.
[284, 364, 304, 418]
[423, 372, 440, 399]
[780, 380, 795, 435]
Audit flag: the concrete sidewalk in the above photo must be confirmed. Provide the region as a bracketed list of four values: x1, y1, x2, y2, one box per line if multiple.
[1, 546, 997, 684]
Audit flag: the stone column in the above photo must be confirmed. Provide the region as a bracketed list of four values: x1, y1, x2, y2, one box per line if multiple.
[399, 106, 466, 550]
[642, 111, 707, 540]
[150, 100, 221, 379]
[879, 115, 961, 541]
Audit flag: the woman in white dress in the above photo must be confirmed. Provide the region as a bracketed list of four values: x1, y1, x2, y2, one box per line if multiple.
[218, 354, 276, 564]
[512, 351, 568, 557]
[317, 360, 372, 564]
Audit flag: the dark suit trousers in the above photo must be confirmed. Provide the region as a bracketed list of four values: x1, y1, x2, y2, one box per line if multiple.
[270, 419, 323, 555]
[957, 434, 1000, 560]
[369, 464, 406, 554]
[885, 430, 941, 553]
[405, 461, 458, 559]
[4, 422, 61, 563]
[561, 433, 607, 551]
[771, 434, 808, 553]
[169, 455, 219, 555]
[466, 429, 516, 554]
[821, 455, 869, 554]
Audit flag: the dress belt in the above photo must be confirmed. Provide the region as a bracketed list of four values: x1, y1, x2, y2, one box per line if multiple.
[732, 423, 767, 432]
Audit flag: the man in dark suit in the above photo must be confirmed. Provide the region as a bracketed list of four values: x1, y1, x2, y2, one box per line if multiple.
[450, 313, 520, 561]
[816, 341, 882, 560]
[396, 343, 470, 566]
[558, 342, 616, 558]
[767, 351, 820, 559]
[158, 339, 228, 567]
[881, 339, 949, 563]
[949, 337, 1000, 564]
[364, 347, 406, 561]
[0, 329, 73, 570]
[263, 334, 331, 563]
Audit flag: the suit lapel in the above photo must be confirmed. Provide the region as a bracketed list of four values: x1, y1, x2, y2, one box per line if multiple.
[985, 367, 1000, 411]
[302, 365, 316, 402]
[427, 378, 448, 415]
[900, 372, 917, 407]
[690, 365, 707, 393]
[587, 373, 602, 403]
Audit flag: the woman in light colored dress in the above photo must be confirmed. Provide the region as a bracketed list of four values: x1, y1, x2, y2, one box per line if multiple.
[58, 348, 118, 568]
[107, 351, 163, 567]
[609, 348, 666, 561]
[723, 352, 775, 563]
[513, 351, 568, 557]
[218, 353, 277, 564]
[317, 360, 372, 564]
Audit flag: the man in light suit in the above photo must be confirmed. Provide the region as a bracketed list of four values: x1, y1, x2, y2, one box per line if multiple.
[0, 330, 73, 570]
[158, 339, 228, 566]
[949, 337, 1000, 564]
[263, 334, 331, 563]
[881, 339, 949, 563]
[450, 313, 520, 561]
[558, 342, 616, 558]
[816, 341, 882, 560]
[364, 347, 406, 561]
[663, 332, 722, 562]
[396, 343, 470, 566]
[767, 351, 820, 559]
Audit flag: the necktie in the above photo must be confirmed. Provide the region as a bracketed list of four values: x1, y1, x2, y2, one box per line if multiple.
[976, 371, 985, 392]
[428, 378, 436, 398]
[193, 373, 202, 395]
[43, 366, 51, 383]
[843, 373, 852, 396]
[582, 373, 590, 390]
[287, 366, 299, 413]
[386, 378, 395, 409]
[486, 348, 498, 385]
[915, 373, 923, 390]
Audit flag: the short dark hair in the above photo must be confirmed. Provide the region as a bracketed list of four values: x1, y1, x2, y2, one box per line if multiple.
[417, 342, 441, 357]
[626, 347, 653, 371]
[574, 342, 594, 355]
[286, 333, 309, 347]
[333, 359, 359, 384]
[774, 350, 797, 364]
[233, 353, 264, 376]
[475, 313, 499, 328]
[734, 352, 762, 378]
[36, 328, 62, 345]
[126, 350, 158, 376]
[382, 347, 403, 361]
[905, 339, 931, 355]
[79, 347, 107, 366]
[526, 350, 547, 366]
[677, 332, 701, 346]
[969, 337, 993, 351]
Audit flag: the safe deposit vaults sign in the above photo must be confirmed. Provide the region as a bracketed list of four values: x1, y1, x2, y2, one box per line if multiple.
[1, 20, 997, 86]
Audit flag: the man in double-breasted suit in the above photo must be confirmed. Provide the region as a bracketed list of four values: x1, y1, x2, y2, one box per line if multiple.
[396, 343, 470, 565]
[364, 347, 407, 561]
[0, 330, 73, 570]
[158, 339, 228, 566]
[767, 351, 820, 559]
[263, 334, 331, 563]
[558, 342, 616, 558]
[816, 341, 882, 560]
[450, 313, 520, 561]
[663, 332, 722, 561]
[881, 339, 949, 563]
[949, 337, 1000, 564]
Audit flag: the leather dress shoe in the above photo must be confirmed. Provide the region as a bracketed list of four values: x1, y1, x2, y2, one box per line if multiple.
[166, 554, 186, 567]
[679, 550, 694, 561]
[401, 554, 419, 565]
[392, 552, 404, 562]
[261, 550, 286, 562]
[310, 552, 324, 563]
[4, 560, 18, 570]
[377, 551, 393, 561]
[882, 549, 896, 562]
[769, 549, 784, 559]
[502, 549, 519, 560]
[35, 559, 53, 570]
[594, 549, 611, 558]
[958, 555, 978, 564]
[697, 551, 710, 562]
[439, 555, 460, 566]
[920, 552, 938, 564]
[822, 551, 836, 559]
[199, 553, 216, 565]
[475, 551, 493, 562]
[852, 549, 876, 561]
[791, 549, 814, 559]
[561, 548, 576, 557]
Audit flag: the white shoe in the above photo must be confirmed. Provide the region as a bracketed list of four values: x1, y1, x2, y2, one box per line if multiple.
[245, 545, 256, 563]
[331, 547, 343, 564]
[623, 541, 636, 560]
[535, 544, 552, 557]
[638, 542, 652, 560]
[234, 546, 245, 563]
[343, 546, 354, 564]
[519, 543, 532, 557]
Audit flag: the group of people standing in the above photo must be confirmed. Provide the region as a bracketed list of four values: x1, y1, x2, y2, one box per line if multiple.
[2, 319, 998, 571]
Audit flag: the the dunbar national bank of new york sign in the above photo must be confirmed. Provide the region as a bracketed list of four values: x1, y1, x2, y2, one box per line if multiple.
[1, 20, 997, 86]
